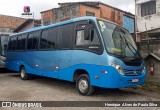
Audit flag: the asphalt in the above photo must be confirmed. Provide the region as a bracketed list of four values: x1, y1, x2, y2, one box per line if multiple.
[0, 68, 160, 110]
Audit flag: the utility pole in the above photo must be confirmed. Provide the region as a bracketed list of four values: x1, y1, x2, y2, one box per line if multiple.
[135, 0, 138, 42]
[33, 12, 35, 27]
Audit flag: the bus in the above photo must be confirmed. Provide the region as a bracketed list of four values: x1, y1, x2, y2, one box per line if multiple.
[6, 17, 146, 95]
[0, 33, 10, 68]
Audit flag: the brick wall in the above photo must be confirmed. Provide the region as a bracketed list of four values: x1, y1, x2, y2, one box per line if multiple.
[41, 10, 54, 25]
[79, 4, 100, 17]
[40, 2, 135, 29]
[0, 15, 26, 30]
[100, 4, 125, 26]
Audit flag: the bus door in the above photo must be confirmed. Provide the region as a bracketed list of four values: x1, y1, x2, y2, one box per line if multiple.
[39, 28, 59, 78]
[58, 23, 75, 80]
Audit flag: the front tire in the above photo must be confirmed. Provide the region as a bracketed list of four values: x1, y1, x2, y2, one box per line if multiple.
[76, 74, 94, 96]
[20, 67, 30, 80]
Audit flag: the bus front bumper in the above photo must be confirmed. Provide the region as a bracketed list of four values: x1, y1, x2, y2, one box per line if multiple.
[91, 66, 146, 89]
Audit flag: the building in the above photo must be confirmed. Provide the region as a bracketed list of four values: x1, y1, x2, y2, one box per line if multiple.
[0, 14, 26, 33]
[136, 0, 160, 57]
[136, 0, 160, 42]
[41, 1, 135, 35]
[13, 19, 41, 33]
[136, 0, 160, 84]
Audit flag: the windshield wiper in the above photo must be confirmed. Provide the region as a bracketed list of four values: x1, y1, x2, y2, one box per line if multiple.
[120, 34, 142, 59]
[108, 52, 126, 58]
[119, 33, 126, 58]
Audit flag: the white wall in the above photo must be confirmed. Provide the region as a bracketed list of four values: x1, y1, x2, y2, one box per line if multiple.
[136, 0, 160, 32]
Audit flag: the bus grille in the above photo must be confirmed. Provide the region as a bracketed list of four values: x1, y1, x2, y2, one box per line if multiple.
[123, 69, 142, 76]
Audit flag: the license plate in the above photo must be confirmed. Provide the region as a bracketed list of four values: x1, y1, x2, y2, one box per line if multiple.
[132, 79, 139, 83]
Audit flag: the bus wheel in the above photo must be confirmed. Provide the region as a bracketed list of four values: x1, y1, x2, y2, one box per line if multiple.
[20, 67, 30, 80]
[76, 74, 94, 96]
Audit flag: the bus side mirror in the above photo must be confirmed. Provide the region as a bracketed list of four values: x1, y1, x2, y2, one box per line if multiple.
[84, 27, 90, 40]
[84, 27, 95, 41]
[90, 28, 94, 41]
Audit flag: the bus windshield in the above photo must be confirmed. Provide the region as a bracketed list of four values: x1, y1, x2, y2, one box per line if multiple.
[97, 20, 140, 59]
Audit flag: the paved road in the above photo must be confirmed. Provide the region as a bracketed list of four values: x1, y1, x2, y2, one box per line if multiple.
[0, 69, 160, 110]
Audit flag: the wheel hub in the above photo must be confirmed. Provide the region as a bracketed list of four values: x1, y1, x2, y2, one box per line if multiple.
[21, 69, 25, 78]
[79, 79, 88, 93]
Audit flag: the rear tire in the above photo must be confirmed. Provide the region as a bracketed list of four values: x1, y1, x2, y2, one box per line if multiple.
[76, 74, 94, 96]
[20, 67, 30, 80]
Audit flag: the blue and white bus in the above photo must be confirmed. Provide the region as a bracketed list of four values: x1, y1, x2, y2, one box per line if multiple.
[0, 33, 10, 68]
[6, 17, 146, 95]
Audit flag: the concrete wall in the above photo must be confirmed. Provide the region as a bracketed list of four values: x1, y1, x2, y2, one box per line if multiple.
[0, 28, 13, 33]
[137, 40, 160, 58]
[137, 40, 160, 83]
[53, 4, 80, 23]
[0, 15, 26, 31]
[145, 57, 160, 83]
[136, 0, 160, 32]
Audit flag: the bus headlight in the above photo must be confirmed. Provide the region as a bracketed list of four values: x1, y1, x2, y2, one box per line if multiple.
[110, 62, 124, 75]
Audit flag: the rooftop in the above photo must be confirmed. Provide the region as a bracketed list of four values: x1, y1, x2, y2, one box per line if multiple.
[13, 19, 41, 32]
[41, 1, 134, 16]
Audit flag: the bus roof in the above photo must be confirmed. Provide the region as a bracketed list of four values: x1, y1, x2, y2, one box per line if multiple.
[10, 16, 123, 36]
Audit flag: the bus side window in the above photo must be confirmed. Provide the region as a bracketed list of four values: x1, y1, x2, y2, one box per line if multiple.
[33, 31, 40, 49]
[27, 31, 40, 50]
[0, 37, 1, 55]
[8, 39, 11, 51]
[21, 34, 27, 50]
[47, 28, 57, 49]
[27, 33, 33, 50]
[76, 28, 100, 45]
[17, 36, 22, 50]
[60, 23, 74, 49]
[76, 30, 85, 45]
[40, 30, 48, 49]
[9, 36, 17, 51]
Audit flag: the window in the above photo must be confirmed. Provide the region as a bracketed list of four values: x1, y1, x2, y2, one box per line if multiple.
[40, 28, 57, 49]
[60, 23, 74, 49]
[43, 21, 50, 26]
[17, 36, 22, 50]
[8, 36, 17, 50]
[33, 31, 40, 49]
[20, 34, 27, 50]
[27, 33, 33, 50]
[27, 31, 40, 50]
[76, 29, 100, 45]
[48, 28, 57, 49]
[40, 30, 48, 49]
[141, 1, 156, 17]
[86, 11, 95, 16]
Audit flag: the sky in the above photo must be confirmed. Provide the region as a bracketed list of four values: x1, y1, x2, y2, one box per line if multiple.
[0, 0, 135, 19]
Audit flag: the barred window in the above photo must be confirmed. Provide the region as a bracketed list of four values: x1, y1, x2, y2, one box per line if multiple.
[141, 1, 156, 17]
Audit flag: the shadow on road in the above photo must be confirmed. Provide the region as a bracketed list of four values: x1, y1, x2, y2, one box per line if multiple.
[0, 68, 16, 74]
